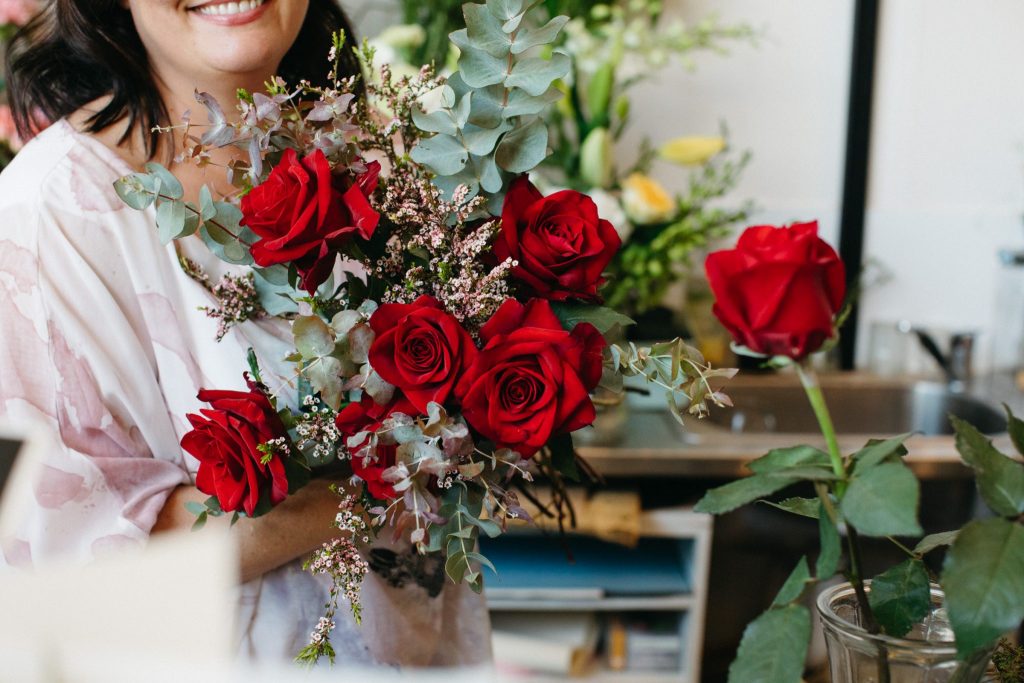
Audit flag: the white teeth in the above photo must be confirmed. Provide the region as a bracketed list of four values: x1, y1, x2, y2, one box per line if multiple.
[196, 0, 264, 16]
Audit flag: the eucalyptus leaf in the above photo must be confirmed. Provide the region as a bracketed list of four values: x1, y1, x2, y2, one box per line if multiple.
[464, 2, 512, 58]
[410, 133, 470, 176]
[485, 0, 523, 22]
[144, 162, 184, 200]
[511, 15, 569, 54]
[505, 53, 571, 96]
[869, 559, 931, 637]
[494, 117, 549, 173]
[200, 223, 252, 265]
[840, 461, 922, 537]
[952, 415, 1024, 517]
[155, 199, 188, 244]
[462, 121, 512, 156]
[942, 518, 1024, 657]
[451, 29, 507, 88]
[549, 302, 634, 334]
[411, 106, 458, 136]
[305, 356, 343, 410]
[727, 605, 811, 683]
[503, 86, 563, 118]
[293, 315, 336, 358]
[113, 175, 158, 211]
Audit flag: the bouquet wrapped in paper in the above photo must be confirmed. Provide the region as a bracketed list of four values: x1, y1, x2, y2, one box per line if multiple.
[114, 1, 733, 663]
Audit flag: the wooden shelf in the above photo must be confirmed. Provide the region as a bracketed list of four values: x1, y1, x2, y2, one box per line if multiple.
[487, 593, 696, 612]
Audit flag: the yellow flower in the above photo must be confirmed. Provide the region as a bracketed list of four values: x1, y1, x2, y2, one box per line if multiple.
[621, 173, 676, 225]
[659, 136, 726, 166]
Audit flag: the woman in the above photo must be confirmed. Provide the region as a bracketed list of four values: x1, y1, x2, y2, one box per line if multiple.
[0, 0, 490, 666]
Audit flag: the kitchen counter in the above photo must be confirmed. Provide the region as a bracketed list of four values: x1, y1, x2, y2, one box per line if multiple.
[579, 371, 1022, 480]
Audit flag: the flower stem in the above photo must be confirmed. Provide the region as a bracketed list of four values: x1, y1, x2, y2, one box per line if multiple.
[796, 363, 890, 681]
[795, 363, 845, 492]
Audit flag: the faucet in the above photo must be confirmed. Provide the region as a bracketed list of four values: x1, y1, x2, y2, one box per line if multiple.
[897, 321, 975, 390]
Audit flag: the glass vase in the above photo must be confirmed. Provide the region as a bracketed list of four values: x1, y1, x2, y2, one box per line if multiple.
[817, 583, 996, 683]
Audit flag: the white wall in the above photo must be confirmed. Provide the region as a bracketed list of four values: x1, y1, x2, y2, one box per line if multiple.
[857, 0, 1024, 371]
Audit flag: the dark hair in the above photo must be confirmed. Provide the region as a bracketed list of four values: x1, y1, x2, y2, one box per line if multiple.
[4, 0, 363, 157]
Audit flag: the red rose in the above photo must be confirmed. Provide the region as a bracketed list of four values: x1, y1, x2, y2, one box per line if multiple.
[181, 379, 290, 517]
[367, 296, 478, 414]
[335, 395, 416, 500]
[705, 221, 846, 360]
[242, 149, 380, 294]
[456, 298, 606, 456]
[495, 177, 621, 303]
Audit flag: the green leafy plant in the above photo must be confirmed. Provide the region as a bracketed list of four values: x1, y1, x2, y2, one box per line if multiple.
[696, 361, 1024, 683]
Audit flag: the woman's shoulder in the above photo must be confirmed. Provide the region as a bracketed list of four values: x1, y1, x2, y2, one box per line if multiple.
[0, 119, 136, 225]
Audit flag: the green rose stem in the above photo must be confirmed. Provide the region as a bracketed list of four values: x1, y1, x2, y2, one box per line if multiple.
[796, 361, 891, 683]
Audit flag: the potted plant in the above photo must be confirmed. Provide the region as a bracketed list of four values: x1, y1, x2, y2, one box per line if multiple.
[696, 221, 1024, 683]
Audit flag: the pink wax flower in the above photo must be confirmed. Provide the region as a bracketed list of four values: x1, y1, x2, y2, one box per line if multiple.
[0, 0, 38, 26]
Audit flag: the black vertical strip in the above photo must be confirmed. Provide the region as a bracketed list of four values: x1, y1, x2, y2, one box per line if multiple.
[838, 0, 880, 370]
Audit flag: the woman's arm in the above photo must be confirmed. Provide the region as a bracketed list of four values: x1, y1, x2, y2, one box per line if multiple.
[152, 481, 343, 584]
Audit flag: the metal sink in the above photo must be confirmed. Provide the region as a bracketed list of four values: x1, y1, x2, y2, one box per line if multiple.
[705, 376, 1007, 436]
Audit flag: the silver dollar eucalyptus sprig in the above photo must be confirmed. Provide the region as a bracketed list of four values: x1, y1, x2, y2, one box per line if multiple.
[410, 0, 570, 211]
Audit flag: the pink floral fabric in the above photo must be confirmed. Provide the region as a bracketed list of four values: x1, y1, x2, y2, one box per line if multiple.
[0, 120, 490, 665]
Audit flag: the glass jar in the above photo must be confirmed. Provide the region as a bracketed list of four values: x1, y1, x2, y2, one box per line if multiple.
[817, 583, 996, 683]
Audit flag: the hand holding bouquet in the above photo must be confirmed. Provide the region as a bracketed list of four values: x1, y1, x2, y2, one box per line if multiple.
[115, 2, 733, 664]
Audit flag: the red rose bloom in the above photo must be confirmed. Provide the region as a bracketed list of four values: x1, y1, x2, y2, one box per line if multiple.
[495, 177, 621, 303]
[181, 379, 290, 517]
[335, 394, 417, 500]
[367, 295, 478, 414]
[242, 149, 380, 294]
[455, 298, 606, 456]
[705, 221, 846, 360]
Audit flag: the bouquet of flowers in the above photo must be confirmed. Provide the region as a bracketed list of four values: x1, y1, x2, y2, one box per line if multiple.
[114, 1, 733, 664]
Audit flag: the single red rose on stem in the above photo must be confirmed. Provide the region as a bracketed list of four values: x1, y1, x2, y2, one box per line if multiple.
[456, 298, 606, 457]
[335, 394, 418, 500]
[705, 220, 846, 360]
[242, 149, 380, 294]
[367, 295, 478, 414]
[495, 177, 621, 303]
[181, 377, 290, 517]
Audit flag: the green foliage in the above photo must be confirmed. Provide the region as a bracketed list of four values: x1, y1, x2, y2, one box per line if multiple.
[914, 530, 959, 556]
[747, 445, 830, 475]
[427, 483, 500, 591]
[695, 467, 837, 516]
[761, 497, 820, 519]
[727, 604, 811, 683]
[839, 460, 922, 538]
[942, 518, 1024, 658]
[549, 302, 635, 334]
[951, 415, 1024, 517]
[992, 639, 1024, 683]
[114, 169, 256, 265]
[602, 151, 751, 317]
[868, 559, 931, 637]
[772, 557, 811, 607]
[608, 339, 737, 425]
[849, 433, 912, 471]
[1004, 403, 1024, 457]
[411, 1, 570, 208]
